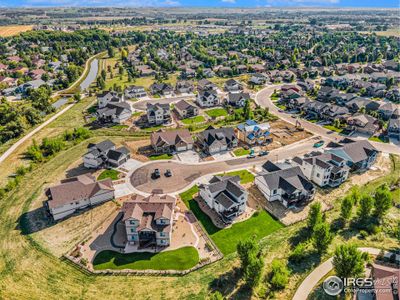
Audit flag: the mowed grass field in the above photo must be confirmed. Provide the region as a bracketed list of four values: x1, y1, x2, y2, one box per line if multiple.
[0, 25, 33, 37]
[93, 247, 199, 270]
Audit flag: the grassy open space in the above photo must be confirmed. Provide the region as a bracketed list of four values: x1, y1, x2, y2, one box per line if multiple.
[217, 169, 255, 184]
[179, 182, 283, 255]
[205, 108, 228, 118]
[232, 147, 250, 157]
[149, 153, 173, 160]
[97, 169, 120, 180]
[212, 210, 284, 255]
[181, 115, 205, 125]
[323, 125, 343, 133]
[93, 247, 199, 271]
[368, 136, 388, 143]
[0, 132, 397, 299]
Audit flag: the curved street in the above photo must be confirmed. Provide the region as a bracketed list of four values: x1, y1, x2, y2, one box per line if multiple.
[255, 85, 400, 155]
[130, 138, 317, 194]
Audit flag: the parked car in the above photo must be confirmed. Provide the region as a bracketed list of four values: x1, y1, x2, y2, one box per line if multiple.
[152, 168, 160, 179]
[165, 169, 172, 177]
[259, 151, 269, 156]
[313, 140, 325, 148]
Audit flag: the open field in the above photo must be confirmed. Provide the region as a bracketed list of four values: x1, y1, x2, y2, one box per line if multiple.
[0, 143, 398, 299]
[93, 247, 199, 270]
[0, 25, 33, 37]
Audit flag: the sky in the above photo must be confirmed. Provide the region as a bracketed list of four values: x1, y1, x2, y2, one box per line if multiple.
[0, 0, 399, 8]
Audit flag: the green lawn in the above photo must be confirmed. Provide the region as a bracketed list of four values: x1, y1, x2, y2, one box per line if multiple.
[323, 125, 343, 133]
[368, 136, 388, 143]
[233, 148, 250, 157]
[111, 124, 129, 130]
[276, 104, 286, 110]
[179, 178, 283, 255]
[217, 169, 255, 184]
[149, 153, 173, 160]
[211, 210, 284, 255]
[205, 108, 228, 118]
[181, 115, 205, 125]
[180, 186, 220, 235]
[97, 169, 120, 180]
[92, 246, 199, 270]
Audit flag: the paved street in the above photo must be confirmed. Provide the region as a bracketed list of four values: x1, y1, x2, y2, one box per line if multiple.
[130, 138, 317, 194]
[255, 85, 400, 155]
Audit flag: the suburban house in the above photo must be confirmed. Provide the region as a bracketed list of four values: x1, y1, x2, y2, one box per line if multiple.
[236, 120, 271, 145]
[368, 263, 400, 300]
[150, 129, 194, 153]
[146, 102, 171, 125]
[196, 90, 220, 108]
[174, 100, 199, 119]
[224, 79, 242, 92]
[249, 73, 267, 85]
[346, 113, 378, 136]
[83, 139, 130, 168]
[225, 92, 251, 107]
[378, 102, 398, 120]
[197, 126, 238, 154]
[150, 82, 173, 96]
[292, 152, 350, 187]
[122, 194, 176, 248]
[388, 108, 400, 140]
[97, 91, 122, 108]
[199, 175, 247, 223]
[44, 174, 115, 221]
[175, 80, 194, 94]
[321, 104, 350, 122]
[197, 79, 218, 91]
[124, 85, 147, 99]
[326, 139, 378, 172]
[255, 161, 315, 208]
[96, 102, 132, 124]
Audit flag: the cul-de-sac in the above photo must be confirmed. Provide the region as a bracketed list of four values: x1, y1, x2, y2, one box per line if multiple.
[0, 6, 399, 300]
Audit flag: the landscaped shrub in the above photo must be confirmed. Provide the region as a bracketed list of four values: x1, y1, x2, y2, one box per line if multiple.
[269, 259, 290, 290]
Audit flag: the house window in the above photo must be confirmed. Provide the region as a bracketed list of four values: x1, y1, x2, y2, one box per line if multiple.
[159, 219, 165, 224]
[130, 228, 135, 233]
[272, 189, 277, 195]
[160, 232, 165, 237]
[130, 220, 135, 225]
[316, 173, 320, 178]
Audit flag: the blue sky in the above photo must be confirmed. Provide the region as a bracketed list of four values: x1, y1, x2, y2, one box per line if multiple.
[0, 0, 398, 7]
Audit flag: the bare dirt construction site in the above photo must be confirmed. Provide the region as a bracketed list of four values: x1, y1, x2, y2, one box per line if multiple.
[267, 119, 313, 150]
[0, 25, 33, 37]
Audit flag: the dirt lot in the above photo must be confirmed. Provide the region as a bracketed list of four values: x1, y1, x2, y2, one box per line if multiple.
[124, 139, 151, 162]
[0, 25, 33, 37]
[266, 119, 313, 151]
[249, 153, 392, 226]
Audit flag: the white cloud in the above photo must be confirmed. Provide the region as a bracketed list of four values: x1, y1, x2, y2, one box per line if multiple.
[221, 0, 236, 3]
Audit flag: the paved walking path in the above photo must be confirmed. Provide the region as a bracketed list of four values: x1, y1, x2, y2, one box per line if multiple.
[0, 103, 74, 165]
[292, 247, 383, 300]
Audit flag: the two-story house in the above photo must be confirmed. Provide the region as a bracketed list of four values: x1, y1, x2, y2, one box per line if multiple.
[326, 139, 378, 172]
[255, 161, 315, 208]
[199, 175, 247, 223]
[196, 126, 238, 154]
[150, 129, 194, 153]
[196, 90, 220, 108]
[96, 102, 132, 124]
[44, 174, 114, 221]
[146, 103, 171, 125]
[236, 120, 271, 146]
[225, 92, 251, 107]
[83, 140, 130, 168]
[124, 85, 147, 99]
[292, 152, 350, 187]
[174, 100, 199, 119]
[97, 91, 122, 108]
[122, 194, 176, 248]
[224, 79, 242, 92]
[388, 108, 400, 140]
[150, 83, 173, 96]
